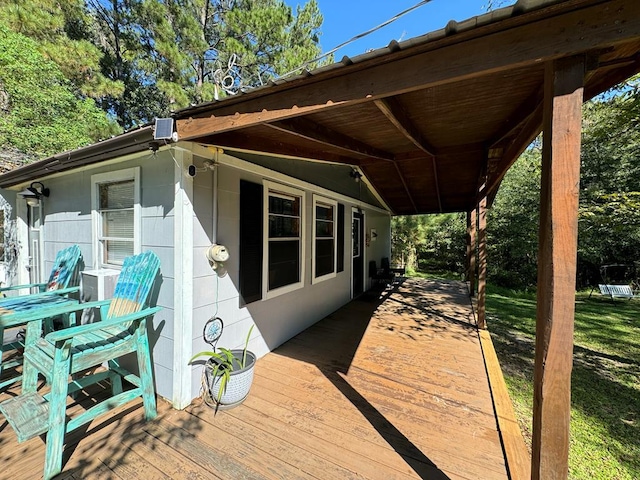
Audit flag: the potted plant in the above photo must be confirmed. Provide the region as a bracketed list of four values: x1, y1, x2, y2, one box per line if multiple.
[189, 318, 256, 413]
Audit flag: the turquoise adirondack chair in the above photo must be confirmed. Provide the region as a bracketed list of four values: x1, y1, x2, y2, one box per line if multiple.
[0, 250, 161, 480]
[0, 245, 83, 389]
[0, 244, 82, 297]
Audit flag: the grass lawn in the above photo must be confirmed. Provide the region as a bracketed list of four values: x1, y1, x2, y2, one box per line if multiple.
[486, 286, 640, 480]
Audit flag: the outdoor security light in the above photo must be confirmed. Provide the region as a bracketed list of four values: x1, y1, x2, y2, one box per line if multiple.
[19, 181, 50, 206]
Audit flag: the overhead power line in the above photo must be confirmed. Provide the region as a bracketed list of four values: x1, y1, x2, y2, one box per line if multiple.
[277, 0, 435, 81]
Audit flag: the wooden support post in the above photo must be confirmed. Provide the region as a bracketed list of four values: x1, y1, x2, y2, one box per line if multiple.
[477, 198, 487, 329]
[467, 209, 477, 296]
[532, 57, 585, 480]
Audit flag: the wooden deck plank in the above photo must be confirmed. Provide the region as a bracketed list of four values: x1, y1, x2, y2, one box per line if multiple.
[183, 401, 366, 480]
[241, 378, 505, 480]
[0, 279, 512, 480]
[252, 363, 503, 456]
[256, 355, 492, 419]
[220, 397, 432, 479]
[230, 393, 436, 479]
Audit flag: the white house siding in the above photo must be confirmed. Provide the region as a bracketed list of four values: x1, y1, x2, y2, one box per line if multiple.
[189, 154, 391, 401]
[19, 151, 178, 401]
[363, 209, 393, 278]
[0, 145, 391, 407]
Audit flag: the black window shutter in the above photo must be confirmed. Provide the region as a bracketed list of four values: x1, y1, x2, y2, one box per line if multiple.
[239, 180, 263, 305]
[337, 203, 345, 273]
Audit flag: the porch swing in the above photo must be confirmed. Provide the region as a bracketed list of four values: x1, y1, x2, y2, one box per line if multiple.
[590, 263, 640, 301]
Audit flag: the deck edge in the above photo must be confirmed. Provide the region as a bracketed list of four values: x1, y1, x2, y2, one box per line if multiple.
[478, 328, 531, 480]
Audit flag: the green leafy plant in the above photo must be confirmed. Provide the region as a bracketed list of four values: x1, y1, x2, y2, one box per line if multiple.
[189, 325, 254, 411]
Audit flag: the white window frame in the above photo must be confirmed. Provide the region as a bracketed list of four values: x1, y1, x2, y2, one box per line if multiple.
[312, 195, 337, 284]
[263, 180, 305, 300]
[91, 167, 141, 269]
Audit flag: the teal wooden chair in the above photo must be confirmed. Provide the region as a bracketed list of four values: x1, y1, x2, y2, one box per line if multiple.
[0, 244, 82, 297]
[0, 251, 161, 480]
[0, 245, 83, 390]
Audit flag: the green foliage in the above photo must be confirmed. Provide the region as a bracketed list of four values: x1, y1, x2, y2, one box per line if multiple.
[487, 146, 542, 289]
[1, 1, 326, 132]
[486, 82, 640, 289]
[89, 0, 325, 127]
[486, 287, 640, 479]
[416, 213, 466, 275]
[578, 85, 640, 279]
[0, 0, 123, 99]
[392, 213, 466, 275]
[0, 24, 120, 157]
[391, 215, 428, 270]
[579, 193, 640, 269]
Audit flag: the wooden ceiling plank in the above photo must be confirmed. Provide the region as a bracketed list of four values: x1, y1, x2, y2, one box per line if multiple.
[483, 102, 544, 199]
[202, 132, 362, 166]
[177, 0, 640, 140]
[264, 118, 394, 161]
[373, 98, 437, 155]
[488, 86, 544, 149]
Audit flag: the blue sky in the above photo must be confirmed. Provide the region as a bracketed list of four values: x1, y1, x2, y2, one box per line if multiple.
[285, 0, 514, 59]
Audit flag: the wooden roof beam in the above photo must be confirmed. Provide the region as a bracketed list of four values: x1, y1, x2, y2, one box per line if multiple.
[264, 117, 394, 162]
[374, 98, 437, 156]
[374, 98, 441, 211]
[393, 162, 419, 214]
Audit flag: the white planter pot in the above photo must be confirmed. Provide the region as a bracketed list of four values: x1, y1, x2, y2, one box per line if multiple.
[205, 349, 256, 409]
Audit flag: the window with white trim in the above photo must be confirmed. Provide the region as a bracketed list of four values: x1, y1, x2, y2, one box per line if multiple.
[264, 182, 305, 298]
[91, 168, 140, 268]
[312, 195, 337, 283]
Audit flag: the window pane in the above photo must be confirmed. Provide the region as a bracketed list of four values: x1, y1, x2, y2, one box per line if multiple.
[315, 219, 333, 238]
[268, 240, 300, 290]
[315, 239, 334, 277]
[269, 195, 299, 216]
[315, 204, 333, 221]
[104, 240, 133, 264]
[97, 175, 135, 266]
[337, 203, 344, 273]
[103, 210, 134, 238]
[269, 215, 299, 238]
[100, 180, 134, 209]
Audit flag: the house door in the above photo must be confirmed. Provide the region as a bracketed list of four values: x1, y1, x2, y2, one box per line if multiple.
[27, 203, 43, 287]
[352, 210, 364, 297]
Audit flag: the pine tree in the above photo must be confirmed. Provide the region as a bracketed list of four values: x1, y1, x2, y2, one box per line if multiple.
[0, 0, 124, 100]
[0, 23, 120, 157]
[88, 0, 325, 127]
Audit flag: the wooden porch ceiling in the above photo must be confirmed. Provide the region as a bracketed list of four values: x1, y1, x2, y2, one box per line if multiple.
[176, 0, 640, 215]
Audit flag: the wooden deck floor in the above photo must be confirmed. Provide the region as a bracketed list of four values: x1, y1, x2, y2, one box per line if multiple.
[0, 279, 509, 480]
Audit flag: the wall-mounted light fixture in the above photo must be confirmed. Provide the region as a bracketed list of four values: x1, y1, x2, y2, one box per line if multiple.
[19, 181, 50, 206]
[349, 169, 362, 182]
